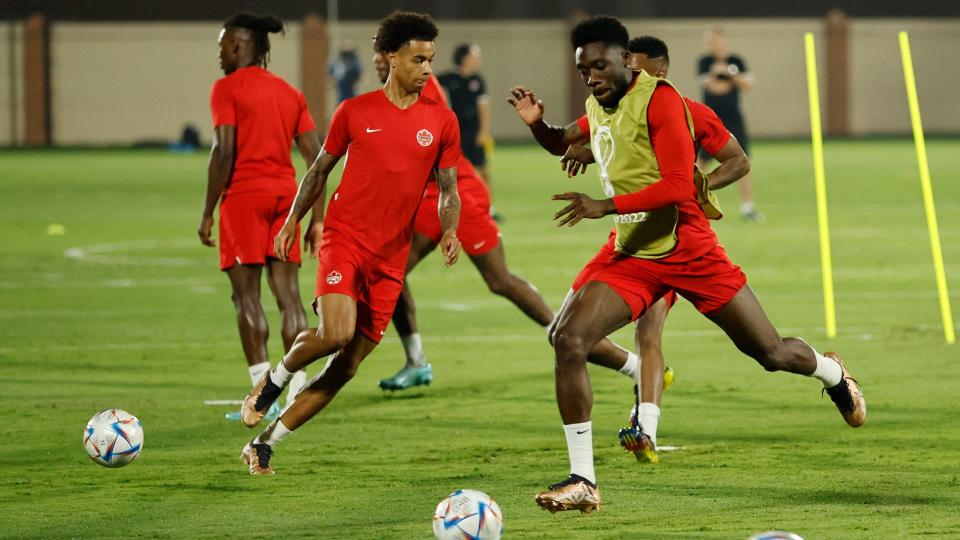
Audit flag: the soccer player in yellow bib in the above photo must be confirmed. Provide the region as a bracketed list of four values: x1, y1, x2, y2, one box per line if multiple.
[531, 16, 865, 515]
[509, 34, 750, 466]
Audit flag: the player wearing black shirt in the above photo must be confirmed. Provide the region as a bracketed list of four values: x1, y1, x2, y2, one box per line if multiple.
[697, 28, 763, 222]
[439, 43, 500, 219]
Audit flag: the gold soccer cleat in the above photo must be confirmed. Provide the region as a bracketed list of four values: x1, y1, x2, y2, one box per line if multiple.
[823, 352, 866, 428]
[241, 373, 282, 428]
[535, 475, 601, 514]
[241, 440, 275, 475]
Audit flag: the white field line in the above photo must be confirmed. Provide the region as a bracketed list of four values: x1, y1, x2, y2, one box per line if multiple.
[0, 237, 945, 288]
[63, 239, 200, 267]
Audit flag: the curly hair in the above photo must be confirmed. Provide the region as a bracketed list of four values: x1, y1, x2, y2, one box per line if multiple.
[570, 16, 629, 51]
[628, 35, 669, 62]
[224, 12, 285, 68]
[374, 11, 439, 54]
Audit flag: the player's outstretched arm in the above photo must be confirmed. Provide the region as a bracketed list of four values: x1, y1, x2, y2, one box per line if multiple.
[295, 129, 326, 257]
[199, 125, 236, 247]
[435, 166, 461, 267]
[507, 85, 587, 156]
[275, 150, 341, 261]
[703, 136, 750, 191]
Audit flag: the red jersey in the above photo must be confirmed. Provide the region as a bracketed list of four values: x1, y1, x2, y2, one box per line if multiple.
[210, 66, 315, 196]
[321, 89, 461, 262]
[575, 97, 730, 158]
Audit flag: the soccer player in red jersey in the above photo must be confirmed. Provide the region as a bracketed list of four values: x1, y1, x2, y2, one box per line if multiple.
[367, 49, 641, 393]
[530, 17, 865, 513]
[237, 11, 463, 475]
[200, 13, 322, 421]
[509, 34, 751, 461]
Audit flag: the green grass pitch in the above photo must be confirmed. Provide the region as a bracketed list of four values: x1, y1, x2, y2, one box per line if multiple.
[2, 140, 959, 538]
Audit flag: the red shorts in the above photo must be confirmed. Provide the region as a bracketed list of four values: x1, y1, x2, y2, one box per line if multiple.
[572, 240, 746, 320]
[414, 177, 500, 256]
[314, 235, 405, 344]
[218, 192, 300, 270]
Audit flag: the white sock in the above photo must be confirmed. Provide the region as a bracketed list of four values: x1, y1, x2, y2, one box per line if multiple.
[810, 348, 843, 387]
[618, 351, 639, 379]
[286, 370, 308, 406]
[248, 361, 271, 387]
[401, 333, 426, 367]
[254, 418, 292, 447]
[740, 201, 756, 214]
[562, 421, 596, 485]
[638, 402, 660, 444]
[269, 360, 294, 389]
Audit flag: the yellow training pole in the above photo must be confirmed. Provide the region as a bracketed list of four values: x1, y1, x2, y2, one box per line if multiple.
[804, 33, 837, 338]
[899, 31, 956, 344]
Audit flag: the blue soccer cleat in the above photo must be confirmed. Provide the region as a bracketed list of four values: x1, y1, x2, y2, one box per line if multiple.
[378, 364, 433, 391]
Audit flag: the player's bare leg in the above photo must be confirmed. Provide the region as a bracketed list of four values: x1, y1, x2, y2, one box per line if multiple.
[282, 334, 378, 428]
[635, 299, 669, 405]
[471, 244, 554, 325]
[225, 264, 285, 421]
[242, 334, 378, 474]
[381, 234, 437, 391]
[620, 297, 670, 463]
[536, 282, 632, 514]
[241, 293, 357, 427]
[550, 289, 640, 379]
[471, 243, 640, 378]
[226, 264, 268, 367]
[266, 259, 310, 405]
[472, 245, 638, 375]
[706, 285, 865, 426]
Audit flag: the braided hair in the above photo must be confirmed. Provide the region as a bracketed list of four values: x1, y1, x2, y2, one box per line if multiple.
[223, 12, 285, 68]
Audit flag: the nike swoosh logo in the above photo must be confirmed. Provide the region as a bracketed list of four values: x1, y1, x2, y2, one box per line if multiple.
[366, 128, 382, 133]
[576, 429, 590, 435]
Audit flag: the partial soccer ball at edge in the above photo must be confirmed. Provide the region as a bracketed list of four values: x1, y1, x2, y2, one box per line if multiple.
[748, 532, 805, 540]
[83, 409, 143, 468]
[433, 489, 503, 540]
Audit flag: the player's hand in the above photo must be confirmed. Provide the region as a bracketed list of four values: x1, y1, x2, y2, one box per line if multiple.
[560, 145, 595, 177]
[507, 85, 544, 126]
[274, 221, 297, 261]
[552, 192, 616, 227]
[439, 229, 460, 267]
[304, 222, 323, 258]
[198, 214, 215, 247]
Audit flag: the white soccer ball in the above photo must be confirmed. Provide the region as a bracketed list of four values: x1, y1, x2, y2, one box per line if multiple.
[83, 409, 143, 468]
[433, 489, 503, 540]
[748, 532, 804, 540]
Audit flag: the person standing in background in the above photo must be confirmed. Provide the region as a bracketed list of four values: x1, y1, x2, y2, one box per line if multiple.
[697, 28, 763, 222]
[330, 41, 363, 104]
[200, 12, 320, 422]
[438, 43, 501, 221]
